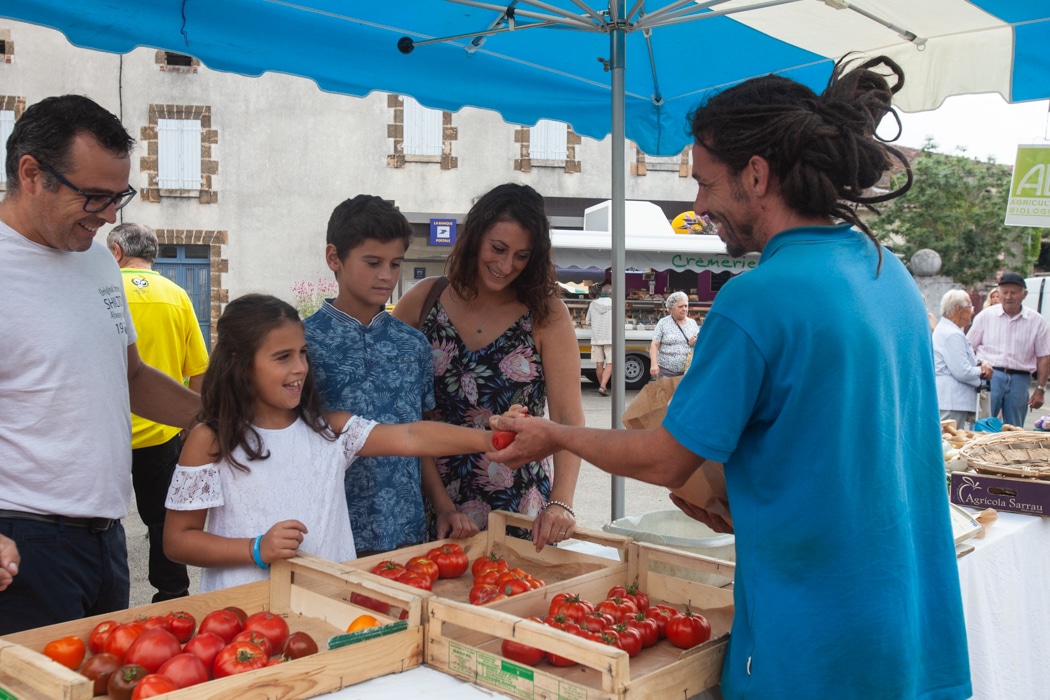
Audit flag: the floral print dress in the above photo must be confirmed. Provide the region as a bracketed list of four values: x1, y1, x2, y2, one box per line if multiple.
[423, 300, 553, 538]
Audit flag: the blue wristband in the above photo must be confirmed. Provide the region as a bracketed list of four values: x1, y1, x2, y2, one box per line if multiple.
[251, 535, 270, 570]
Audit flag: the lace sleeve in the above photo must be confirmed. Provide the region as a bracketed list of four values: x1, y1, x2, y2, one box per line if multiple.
[340, 416, 379, 468]
[165, 464, 224, 510]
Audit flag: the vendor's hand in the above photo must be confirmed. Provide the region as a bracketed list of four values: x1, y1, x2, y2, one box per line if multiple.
[435, 510, 480, 540]
[488, 414, 557, 469]
[0, 534, 19, 592]
[503, 404, 530, 420]
[1030, 388, 1045, 410]
[261, 520, 308, 565]
[532, 503, 576, 551]
[669, 493, 733, 534]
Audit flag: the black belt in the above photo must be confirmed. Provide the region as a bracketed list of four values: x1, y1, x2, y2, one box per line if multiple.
[993, 367, 1032, 376]
[0, 509, 116, 534]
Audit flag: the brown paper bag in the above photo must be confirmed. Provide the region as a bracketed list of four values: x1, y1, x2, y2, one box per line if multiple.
[621, 376, 733, 528]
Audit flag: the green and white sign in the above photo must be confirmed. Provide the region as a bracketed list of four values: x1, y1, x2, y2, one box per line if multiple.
[1005, 144, 1050, 227]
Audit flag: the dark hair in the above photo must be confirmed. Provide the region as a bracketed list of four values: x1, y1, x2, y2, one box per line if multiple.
[4, 94, 135, 193]
[688, 55, 911, 269]
[201, 294, 335, 471]
[107, 222, 158, 262]
[327, 195, 412, 261]
[444, 183, 558, 325]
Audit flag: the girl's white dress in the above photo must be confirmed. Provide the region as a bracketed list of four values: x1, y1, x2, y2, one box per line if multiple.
[165, 415, 377, 592]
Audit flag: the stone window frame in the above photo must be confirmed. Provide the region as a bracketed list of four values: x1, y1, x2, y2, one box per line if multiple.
[387, 94, 458, 170]
[0, 95, 26, 191]
[154, 228, 228, 346]
[631, 144, 690, 177]
[155, 50, 200, 73]
[140, 104, 218, 203]
[0, 28, 13, 63]
[514, 123, 582, 174]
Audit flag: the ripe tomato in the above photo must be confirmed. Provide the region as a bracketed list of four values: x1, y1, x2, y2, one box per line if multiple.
[231, 630, 273, 658]
[426, 543, 470, 579]
[164, 611, 196, 644]
[371, 560, 406, 580]
[183, 632, 225, 673]
[88, 619, 120, 655]
[501, 637, 544, 666]
[130, 673, 179, 699]
[123, 628, 183, 674]
[80, 652, 122, 695]
[137, 615, 171, 633]
[611, 623, 643, 657]
[107, 663, 148, 700]
[104, 622, 147, 662]
[469, 583, 505, 605]
[471, 553, 508, 578]
[644, 606, 674, 639]
[595, 596, 639, 624]
[665, 610, 712, 649]
[223, 606, 249, 626]
[213, 641, 268, 678]
[491, 430, 516, 450]
[580, 610, 616, 631]
[473, 566, 503, 586]
[546, 650, 576, 667]
[627, 612, 660, 648]
[198, 609, 243, 643]
[549, 592, 594, 623]
[607, 583, 651, 613]
[350, 592, 392, 615]
[396, 570, 434, 591]
[347, 614, 381, 633]
[157, 652, 209, 689]
[281, 631, 319, 659]
[243, 611, 290, 655]
[405, 556, 439, 583]
[42, 635, 85, 670]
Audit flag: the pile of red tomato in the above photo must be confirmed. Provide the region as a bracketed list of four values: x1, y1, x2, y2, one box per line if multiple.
[42, 606, 318, 699]
[369, 542, 470, 593]
[500, 583, 712, 667]
[469, 553, 545, 605]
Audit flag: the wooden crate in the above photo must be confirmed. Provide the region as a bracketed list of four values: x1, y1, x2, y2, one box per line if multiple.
[0, 554, 424, 700]
[426, 541, 735, 700]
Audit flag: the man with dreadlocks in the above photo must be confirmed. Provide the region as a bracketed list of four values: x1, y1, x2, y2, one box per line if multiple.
[490, 56, 971, 699]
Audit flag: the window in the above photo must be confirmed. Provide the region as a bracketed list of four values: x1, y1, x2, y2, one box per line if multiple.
[164, 52, 193, 67]
[402, 97, 443, 157]
[157, 119, 202, 190]
[0, 110, 13, 186]
[531, 120, 568, 161]
[633, 145, 688, 177]
[388, 94, 457, 169]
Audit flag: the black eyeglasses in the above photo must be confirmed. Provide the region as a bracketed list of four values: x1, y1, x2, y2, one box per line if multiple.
[38, 161, 137, 213]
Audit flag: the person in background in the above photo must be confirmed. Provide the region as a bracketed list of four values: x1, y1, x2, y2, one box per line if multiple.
[967, 271, 1050, 427]
[982, 287, 1000, 310]
[0, 95, 199, 634]
[649, 291, 698, 379]
[489, 56, 971, 699]
[934, 290, 991, 429]
[304, 195, 477, 555]
[586, 283, 613, 396]
[393, 183, 584, 550]
[0, 535, 18, 592]
[108, 222, 209, 602]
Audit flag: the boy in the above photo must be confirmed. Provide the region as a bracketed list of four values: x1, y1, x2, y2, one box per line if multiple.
[304, 195, 477, 555]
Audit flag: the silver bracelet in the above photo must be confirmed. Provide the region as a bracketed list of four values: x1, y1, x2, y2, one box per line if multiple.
[544, 499, 576, 518]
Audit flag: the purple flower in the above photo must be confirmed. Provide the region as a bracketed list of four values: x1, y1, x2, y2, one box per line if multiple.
[499, 347, 538, 383]
[474, 455, 515, 491]
[520, 487, 546, 517]
[432, 340, 456, 376]
[460, 499, 491, 530]
[464, 406, 494, 430]
[461, 372, 478, 404]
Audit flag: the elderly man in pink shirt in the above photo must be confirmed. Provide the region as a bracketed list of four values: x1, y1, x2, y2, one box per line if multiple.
[967, 271, 1050, 427]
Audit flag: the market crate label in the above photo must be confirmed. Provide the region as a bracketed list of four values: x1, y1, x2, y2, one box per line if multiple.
[447, 641, 588, 699]
[951, 471, 1050, 517]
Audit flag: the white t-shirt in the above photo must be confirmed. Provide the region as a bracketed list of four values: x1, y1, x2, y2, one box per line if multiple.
[165, 415, 377, 592]
[0, 223, 136, 519]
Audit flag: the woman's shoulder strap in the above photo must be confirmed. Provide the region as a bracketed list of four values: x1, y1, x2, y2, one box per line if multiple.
[419, 276, 450, 328]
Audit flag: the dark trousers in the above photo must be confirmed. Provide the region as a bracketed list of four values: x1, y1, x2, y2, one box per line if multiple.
[0, 517, 129, 635]
[132, 435, 189, 602]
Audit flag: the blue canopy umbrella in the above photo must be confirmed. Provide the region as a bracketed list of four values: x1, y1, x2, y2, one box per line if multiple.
[5, 0, 1050, 515]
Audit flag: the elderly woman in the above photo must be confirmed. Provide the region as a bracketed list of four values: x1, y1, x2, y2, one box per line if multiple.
[934, 289, 991, 428]
[649, 291, 699, 379]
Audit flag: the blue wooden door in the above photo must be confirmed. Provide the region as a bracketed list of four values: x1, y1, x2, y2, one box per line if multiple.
[155, 244, 211, 349]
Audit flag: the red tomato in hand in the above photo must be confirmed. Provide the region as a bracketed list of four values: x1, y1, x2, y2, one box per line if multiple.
[281, 631, 319, 659]
[130, 673, 180, 699]
[164, 611, 196, 644]
[666, 610, 712, 649]
[157, 652, 209, 689]
[88, 619, 120, 655]
[491, 430, 516, 450]
[107, 663, 148, 700]
[426, 543, 470, 579]
[183, 632, 225, 673]
[124, 628, 182, 674]
[371, 560, 406, 580]
[350, 592, 392, 615]
[243, 610, 289, 654]
[231, 629, 273, 658]
[198, 609, 243, 643]
[103, 622, 147, 662]
[213, 641, 268, 678]
[80, 652, 122, 695]
[405, 556, 439, 583]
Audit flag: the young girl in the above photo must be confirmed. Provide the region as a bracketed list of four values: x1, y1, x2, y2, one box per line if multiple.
[163, 294, 504, 592]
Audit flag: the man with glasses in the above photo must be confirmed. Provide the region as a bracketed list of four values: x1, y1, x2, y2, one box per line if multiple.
[0, 95, 200, 633]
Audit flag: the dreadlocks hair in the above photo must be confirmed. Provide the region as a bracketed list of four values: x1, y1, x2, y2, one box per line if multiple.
[688, 55, 912, 272]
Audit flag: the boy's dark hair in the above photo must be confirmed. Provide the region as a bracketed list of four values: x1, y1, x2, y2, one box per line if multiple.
[201, 294, 335, 471]
[444, 183, 558, 326]
[5, 94, 135, 194]
[326, 195, 413, 261]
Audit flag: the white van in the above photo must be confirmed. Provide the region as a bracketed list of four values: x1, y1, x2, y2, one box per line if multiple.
[1022, 276, 1050, 322]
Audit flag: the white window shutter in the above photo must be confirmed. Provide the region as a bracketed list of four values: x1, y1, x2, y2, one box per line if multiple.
[402, 97, 443, 157]
[158, 118, 202, 189]
[531, 120, 568, 161]
[0, 110, 15, 185]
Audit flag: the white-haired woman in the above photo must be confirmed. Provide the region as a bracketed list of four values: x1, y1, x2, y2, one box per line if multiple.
[933, 290, 992, 428]
[649, 291, 699, 379]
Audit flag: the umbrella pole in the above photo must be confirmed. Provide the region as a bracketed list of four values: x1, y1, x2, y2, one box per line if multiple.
[610, 0, 627, 521]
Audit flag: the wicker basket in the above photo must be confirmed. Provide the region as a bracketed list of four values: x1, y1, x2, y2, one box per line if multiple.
[958, 431, 1050, 479]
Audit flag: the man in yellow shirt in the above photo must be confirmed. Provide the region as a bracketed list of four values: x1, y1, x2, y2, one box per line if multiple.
[108, 223, 209, 601]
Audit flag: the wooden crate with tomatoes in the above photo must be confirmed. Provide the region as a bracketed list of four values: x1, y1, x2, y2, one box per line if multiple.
[424, 541, 734, 700]
[0, 554, 425, 699]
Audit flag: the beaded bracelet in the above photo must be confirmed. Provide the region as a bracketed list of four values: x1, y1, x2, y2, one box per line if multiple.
[544, 499, 576, 519]
[251, 535, 270, 570]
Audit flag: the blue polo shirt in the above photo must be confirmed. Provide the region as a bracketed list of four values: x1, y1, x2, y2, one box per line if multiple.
[664, 225, 971, 699]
